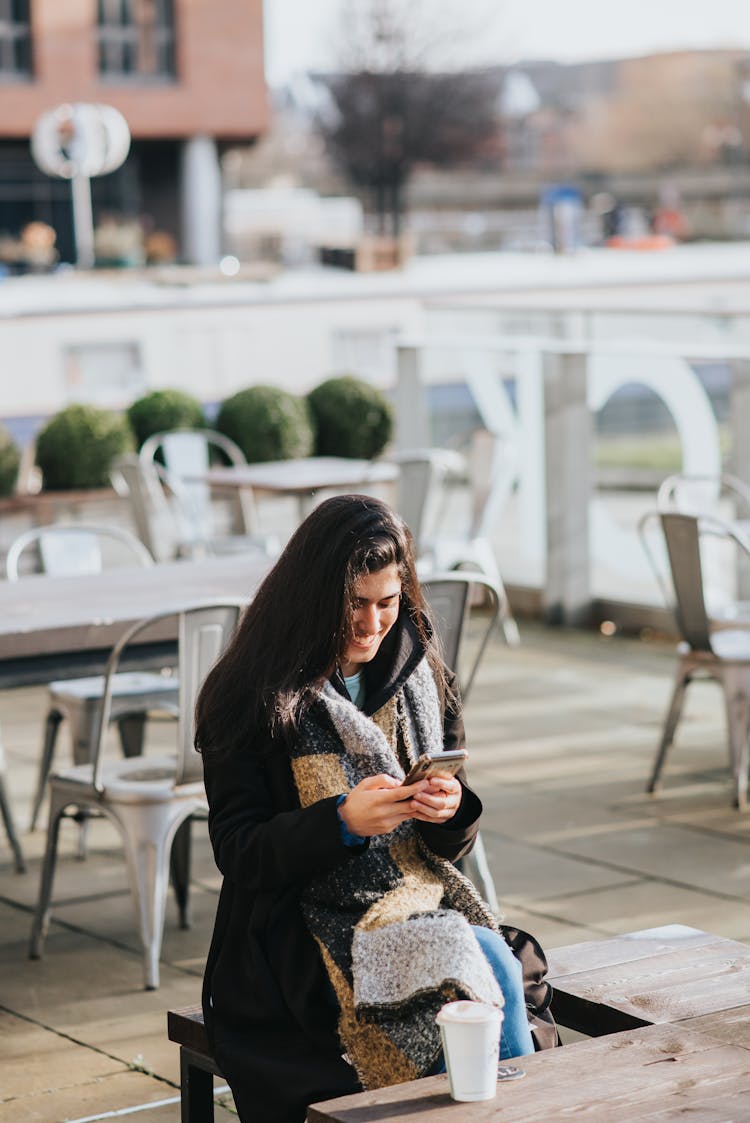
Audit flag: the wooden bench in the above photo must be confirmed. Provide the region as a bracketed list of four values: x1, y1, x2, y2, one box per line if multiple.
[169, 926, 750, 1119]
[167, 1004, 224, 1123]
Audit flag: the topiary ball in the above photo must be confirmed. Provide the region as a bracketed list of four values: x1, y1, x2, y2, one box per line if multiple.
[126, 388, 204, 449]
[0, 423, 20, 497]
[35, 404, 133, 491]
[215, 385, 313, 463]
[307, 375, 393, 459]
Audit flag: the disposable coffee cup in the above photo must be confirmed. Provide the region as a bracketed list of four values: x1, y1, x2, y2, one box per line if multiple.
[435, 1000, 503, 1102]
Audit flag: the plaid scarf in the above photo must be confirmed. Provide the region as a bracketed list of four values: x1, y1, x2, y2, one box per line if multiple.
[290, 657, 502, 1089]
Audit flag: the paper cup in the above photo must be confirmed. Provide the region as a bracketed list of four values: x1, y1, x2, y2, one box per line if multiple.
[435, 1000, 503, 1102]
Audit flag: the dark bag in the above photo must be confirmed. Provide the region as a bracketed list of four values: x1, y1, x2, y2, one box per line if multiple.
[500, 925, 560, 1050]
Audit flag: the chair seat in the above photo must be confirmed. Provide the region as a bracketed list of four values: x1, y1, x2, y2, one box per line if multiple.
[49, 672, 178, 704]
[52, 753, 206, 805]
[705, 630, 750, 661]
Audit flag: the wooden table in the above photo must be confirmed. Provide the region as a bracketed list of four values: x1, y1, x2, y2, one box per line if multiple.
[309, 925, 750, 1122]
[547, 924, 750, 1036]
[193, 457, 399, 517]
[0, 552, 271, 686]
[308, 1021, 750, 1121]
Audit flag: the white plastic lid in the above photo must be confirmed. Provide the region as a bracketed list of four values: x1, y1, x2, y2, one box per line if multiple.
[435, 1000, 502, 1025]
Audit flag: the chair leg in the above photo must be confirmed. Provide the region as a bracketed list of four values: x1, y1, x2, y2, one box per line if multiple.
[68, 702, 102, 861]
[181, 1047, 216, 1123]
[29, 708, 63, 832]
[722, 670, 750, 811]
[647, 668, 690, 794]
[0, 770, 26, 874]
[117, 714, 147, 758]
[29, 788, 68, 958]
[460, 831, 500, 915]
[117, 803, 191, 989]
[170, 817, 193, 930]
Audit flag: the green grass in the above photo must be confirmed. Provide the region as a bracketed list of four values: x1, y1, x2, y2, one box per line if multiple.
[595, 429, 730, 471]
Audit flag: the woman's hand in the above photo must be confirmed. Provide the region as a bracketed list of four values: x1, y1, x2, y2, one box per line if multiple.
[410, 772, 462, 824]
[338, 774, 430, 837]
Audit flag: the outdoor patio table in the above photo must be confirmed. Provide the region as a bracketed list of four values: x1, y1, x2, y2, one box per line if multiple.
[0, 552, 270, 687]
[186, 456, 399, 518]
[308, 1020, 750, 1121]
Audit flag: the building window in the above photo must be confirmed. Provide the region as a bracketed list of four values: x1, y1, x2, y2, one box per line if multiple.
[97, 0, 175, 80]
[0, 0, 32, 77]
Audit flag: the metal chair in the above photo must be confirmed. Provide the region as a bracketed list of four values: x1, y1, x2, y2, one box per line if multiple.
[0, 725, 25, 873]
[657, 472, 750, 525]
[422, 571, 505, 913]
[6, 521, 154, 579]
[639, 510, 750, 809]
[657, 472, 750, 617]
[389, 448, 466, 557]
[6, 524, 180, 840]
[139, 429, 268, 556]
[414, 430, 520, 646]
[30, 600, 244, 990]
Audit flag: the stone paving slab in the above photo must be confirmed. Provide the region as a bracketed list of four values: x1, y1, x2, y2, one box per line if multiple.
[550, 822, 750, 901]
[0, 1010, 125, 1100]
[478, 832, 638, 905]
[531, 880, 750, 942]
[0, 1070, 183, 1123]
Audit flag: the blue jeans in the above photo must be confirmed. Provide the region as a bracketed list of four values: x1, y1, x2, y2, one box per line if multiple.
[471, 925, 535, 1060]
[431, 926, 535, 1070]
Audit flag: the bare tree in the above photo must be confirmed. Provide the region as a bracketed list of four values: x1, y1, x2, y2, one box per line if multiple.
[316, 0, 500, 236]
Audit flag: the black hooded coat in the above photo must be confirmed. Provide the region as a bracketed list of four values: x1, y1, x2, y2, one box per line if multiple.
[201, 611, 482, 1123]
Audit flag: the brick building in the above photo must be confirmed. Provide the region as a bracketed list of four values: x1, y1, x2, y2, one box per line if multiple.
[0, 0, 268, 264]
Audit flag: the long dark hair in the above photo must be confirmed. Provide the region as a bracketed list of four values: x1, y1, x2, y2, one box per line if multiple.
[195, 493, 445, 758]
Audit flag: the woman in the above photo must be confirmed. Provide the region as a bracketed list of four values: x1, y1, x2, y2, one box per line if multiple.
[196, 494, 534, 1123]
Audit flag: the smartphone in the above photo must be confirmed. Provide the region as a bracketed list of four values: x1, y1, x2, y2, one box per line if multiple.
[401, 750, 468, 786]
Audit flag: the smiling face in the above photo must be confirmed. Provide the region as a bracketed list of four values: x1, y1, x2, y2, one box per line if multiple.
[339, 563, 402, 677]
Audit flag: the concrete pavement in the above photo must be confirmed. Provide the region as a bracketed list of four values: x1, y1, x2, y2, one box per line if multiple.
[1, 620, 749, 1120]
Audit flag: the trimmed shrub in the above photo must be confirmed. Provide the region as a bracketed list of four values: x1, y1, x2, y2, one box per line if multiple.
[216, 385, 313, 463]
[307, 375, 393, 459]
[126, 388, 204, 449]
[0, 424, 20, 497]
[35, 405, 133, 491]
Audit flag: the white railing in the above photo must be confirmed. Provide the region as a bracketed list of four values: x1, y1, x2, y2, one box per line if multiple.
[396, 333, 750, 622]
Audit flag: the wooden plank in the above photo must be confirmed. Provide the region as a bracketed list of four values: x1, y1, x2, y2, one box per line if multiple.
[547, 925, 718, 977]
[683, 1004, 750, 1050]
[167, 1005, 210, 1056]
[308, 1025, 750, 1122]
[549, 939, 750, 1028]
[633, 1087, 750, 1122]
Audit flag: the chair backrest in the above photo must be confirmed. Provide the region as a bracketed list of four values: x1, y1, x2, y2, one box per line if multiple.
[111, 454, 170, 560]
[657, 473, 750, 521]
[139, 429, 254, 542]
[5, 522, 154, 581]
[391, 448, 466, 555]
[112, 452, 217, 560]
[466, 428, 516, 539]
[396, 458, 441, 555]
[640, 511, 713, 652]
[92, 600, 245, 791]
[140, 428, 246, 473]
[421, 572, 501, 703]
